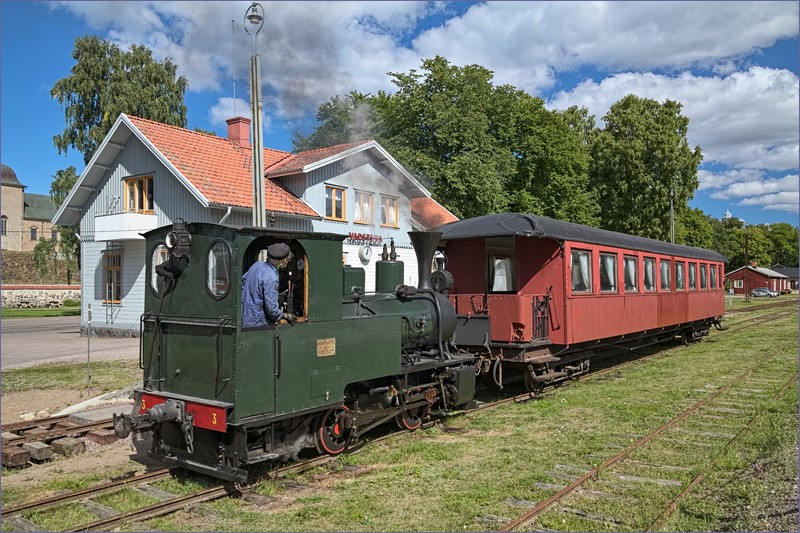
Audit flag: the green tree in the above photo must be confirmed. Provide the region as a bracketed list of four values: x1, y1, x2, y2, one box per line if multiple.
[767, 222, 799, 267]
[33, 238, 58, 282]
[710, 216, 743, 268]
[52, 35, 188, 164]
[590, 94, 703, 241]
[372, 57, 514, 218]
[296, 57, 597, 222]
[293, 91, 375, 151]
[675, 207, 713, 248]
[50, 166, 81, 272]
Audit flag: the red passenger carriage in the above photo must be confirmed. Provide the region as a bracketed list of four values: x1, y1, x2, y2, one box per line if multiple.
[436, 213, 727, 391]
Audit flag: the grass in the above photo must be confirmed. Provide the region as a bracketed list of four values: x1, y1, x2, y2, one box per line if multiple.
[3, 306, 795, 532]
[1, 306, 81, 318]
[1, 359, 140, 395]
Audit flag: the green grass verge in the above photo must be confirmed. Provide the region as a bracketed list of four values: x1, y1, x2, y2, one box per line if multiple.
[1, 359, 140, 395]
[1, 306, 81, 318]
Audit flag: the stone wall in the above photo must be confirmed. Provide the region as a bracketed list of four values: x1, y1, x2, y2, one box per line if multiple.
[1, 285, 80, 308]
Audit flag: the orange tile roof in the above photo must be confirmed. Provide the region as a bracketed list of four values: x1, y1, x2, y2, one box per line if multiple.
[127, 116, 318, 218]
[266, 141, 371, 175]
[411, 197, 458, 229]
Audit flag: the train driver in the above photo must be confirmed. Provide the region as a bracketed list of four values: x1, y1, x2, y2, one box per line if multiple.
[241, 243, 297, 327]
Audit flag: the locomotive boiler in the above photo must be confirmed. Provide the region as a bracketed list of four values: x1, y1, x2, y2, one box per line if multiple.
[113, 220, 475, 481]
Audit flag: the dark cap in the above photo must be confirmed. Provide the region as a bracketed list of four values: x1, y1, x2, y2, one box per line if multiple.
[267, 243, 291, 260]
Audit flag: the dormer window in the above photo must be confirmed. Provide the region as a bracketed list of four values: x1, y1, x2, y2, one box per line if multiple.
[325, 185, 346, 221]
[125, 175, 154, 214]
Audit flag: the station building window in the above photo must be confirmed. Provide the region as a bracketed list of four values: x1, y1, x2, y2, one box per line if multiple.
[103, 251, 122, 303]
[325, 185, 346, 221]
[700, 264, 707, 289]
[623, 255, 638, 292]
[599, 253, 617, 292]
[380, 195, 399, 228]
[660, 259, 671, 290]
[643, 257, 656, 291]
[354, 191, 372, 225]
[689, 263, 697, 290]
[676, 262, 686, 290]
[709, 264, 717, 289]
[571, 250, 592, 293]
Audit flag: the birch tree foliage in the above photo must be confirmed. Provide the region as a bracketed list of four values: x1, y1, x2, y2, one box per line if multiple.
[52, 36, 188, 165]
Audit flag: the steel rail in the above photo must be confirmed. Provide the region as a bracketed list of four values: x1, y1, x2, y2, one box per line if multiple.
[1, 414, 71, 433]
[647, 369, 799, 531]
[498, 351, 784, 532]
[1, 468, 175, 516]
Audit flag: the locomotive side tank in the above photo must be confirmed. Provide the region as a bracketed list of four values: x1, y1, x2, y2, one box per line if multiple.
[114, 221, 475, 481]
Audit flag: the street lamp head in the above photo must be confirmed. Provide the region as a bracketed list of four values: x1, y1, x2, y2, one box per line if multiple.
[245, 3, 264, 29]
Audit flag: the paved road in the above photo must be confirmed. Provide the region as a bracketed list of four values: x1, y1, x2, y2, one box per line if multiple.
[1, 315, 139, 370]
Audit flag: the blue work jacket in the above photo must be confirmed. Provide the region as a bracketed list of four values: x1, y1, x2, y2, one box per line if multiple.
[241, 261, 283, 327]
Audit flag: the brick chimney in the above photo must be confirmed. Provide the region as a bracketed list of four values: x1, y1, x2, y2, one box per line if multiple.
[226, 117, 250, 147]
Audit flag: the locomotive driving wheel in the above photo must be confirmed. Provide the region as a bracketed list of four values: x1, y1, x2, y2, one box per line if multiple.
[395, 403, 426, 431]
[314, 406, 353, 455]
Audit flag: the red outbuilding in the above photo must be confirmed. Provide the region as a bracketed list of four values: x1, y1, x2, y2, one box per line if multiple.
[724, 265, 790, 295]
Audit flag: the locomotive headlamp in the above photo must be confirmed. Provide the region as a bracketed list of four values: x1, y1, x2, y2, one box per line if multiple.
[166, 218, 192, 259]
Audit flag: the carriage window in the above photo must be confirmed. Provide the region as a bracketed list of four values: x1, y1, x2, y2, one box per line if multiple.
[709, 264, 717, 289]
[207, 240, 232, 299]
[599, 253, 617, 292]
[660, 260, 671, 290]
[676, 262, 686, 290]
[624, 255, 638, 292]
[689, 263, 697, 290]
[700, 264, 707, 289]
[571, 250, 592, 293]
[150, 244, 170, 295]
[717, 266, 723, 288]
[490, 256, 514, 292]
[643, 258, 656, 291]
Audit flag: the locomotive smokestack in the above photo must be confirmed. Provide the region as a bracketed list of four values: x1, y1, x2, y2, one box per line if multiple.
[408, 231, 442, 291]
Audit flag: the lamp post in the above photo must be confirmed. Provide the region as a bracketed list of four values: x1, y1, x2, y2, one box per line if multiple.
[245, 2, 266, 227]
[669, 186, 675, 244]
[742, 219, 749, 302]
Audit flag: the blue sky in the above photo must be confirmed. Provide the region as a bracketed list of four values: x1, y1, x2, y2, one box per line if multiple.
[2, 1, 798, 227]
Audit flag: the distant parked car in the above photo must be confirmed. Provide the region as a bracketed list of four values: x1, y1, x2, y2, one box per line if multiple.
[751, 288, 777, 297]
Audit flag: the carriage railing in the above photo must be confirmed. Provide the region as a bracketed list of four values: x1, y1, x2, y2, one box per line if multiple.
[531, 294, 550, 341]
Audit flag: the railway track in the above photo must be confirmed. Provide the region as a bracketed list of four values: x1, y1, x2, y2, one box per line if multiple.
[498, 351, 798, 531]
[1, 307, 793, 530]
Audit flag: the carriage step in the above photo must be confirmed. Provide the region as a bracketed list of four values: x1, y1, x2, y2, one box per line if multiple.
[531, 371, 567, 382]
[528, 355, 560, 364]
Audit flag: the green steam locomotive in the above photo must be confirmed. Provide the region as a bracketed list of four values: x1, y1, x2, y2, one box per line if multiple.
[113, 219, 476, 481]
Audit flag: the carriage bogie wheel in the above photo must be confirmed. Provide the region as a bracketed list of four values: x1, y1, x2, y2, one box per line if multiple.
[395, 405, 425, 431]
[524, 370, 544, 394]
[314, 406, 353, 455]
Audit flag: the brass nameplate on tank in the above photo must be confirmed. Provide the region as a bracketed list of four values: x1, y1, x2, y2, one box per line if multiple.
[317, 338, 336, 357]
